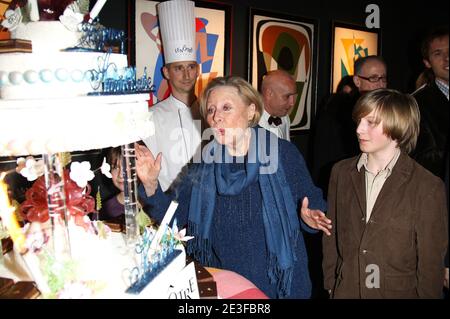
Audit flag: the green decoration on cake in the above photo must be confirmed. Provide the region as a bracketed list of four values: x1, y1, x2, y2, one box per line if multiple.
[136, 208, 153, 234]
[41, 250, 77, 299]
[59, 152, 72, 168]
[96, 186, 102, 211]
[77, 0, 91, 15]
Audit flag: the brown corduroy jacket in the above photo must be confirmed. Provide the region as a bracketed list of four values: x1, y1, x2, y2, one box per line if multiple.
[323, 152, 448, 298]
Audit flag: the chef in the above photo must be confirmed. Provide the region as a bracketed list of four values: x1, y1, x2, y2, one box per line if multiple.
[143, 0, 202, 192]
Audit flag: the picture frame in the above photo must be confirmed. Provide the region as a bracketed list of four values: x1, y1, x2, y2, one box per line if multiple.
[331, 21, 381, 93]
[249, 8, 319, 131]
[133, 0, 232, 104]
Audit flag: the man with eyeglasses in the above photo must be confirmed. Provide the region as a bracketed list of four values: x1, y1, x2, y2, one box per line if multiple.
[143, 0, 203, 192]
[353, 56, 388, 93]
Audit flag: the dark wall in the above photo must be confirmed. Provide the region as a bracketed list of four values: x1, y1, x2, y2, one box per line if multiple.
[99, 0, 449, 163]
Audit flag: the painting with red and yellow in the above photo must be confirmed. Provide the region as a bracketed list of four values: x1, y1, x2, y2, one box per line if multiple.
[331, 24, 379, 92]
[135, 0, 227, 104]
[250, 10, 317, 131]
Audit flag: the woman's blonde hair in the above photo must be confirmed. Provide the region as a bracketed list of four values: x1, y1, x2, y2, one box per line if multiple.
[199, 76, 263, 127]
[352, 89, 420, 154]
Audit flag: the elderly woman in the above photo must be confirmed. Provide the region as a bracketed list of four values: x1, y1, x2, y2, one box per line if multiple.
[136, 76, 331, 299]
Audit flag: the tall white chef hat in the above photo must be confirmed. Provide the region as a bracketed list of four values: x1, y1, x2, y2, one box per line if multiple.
[157, 0, 196, 64]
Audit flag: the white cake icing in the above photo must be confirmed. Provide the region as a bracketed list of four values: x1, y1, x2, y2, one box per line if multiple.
[0, 14, 173, 299]
[1, 20, 129, 100]
[66, 221, 187, 299]
[0, 18, 151, 156]
[11, 21, 81, 53]
[0, 223, 187, 299]
[0, 52, 128, 100]
[0, 94, 154, 156]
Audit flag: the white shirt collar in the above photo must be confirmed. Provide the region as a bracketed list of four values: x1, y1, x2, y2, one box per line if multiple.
[168, 94, 190, 110]
[356, 149, 401, 176]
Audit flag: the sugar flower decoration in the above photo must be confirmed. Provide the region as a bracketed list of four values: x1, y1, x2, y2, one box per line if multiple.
[1, 8, 22, 31]
[20, 157, 45, 181]
[16, 157, 27, 173]
[70, 161, 94, 188]
[100, 158, 112, 178]
[59, 5, 84, 32]
[171, 220, 194, 243]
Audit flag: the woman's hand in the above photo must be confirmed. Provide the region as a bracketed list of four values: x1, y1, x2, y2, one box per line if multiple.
[300, 197, 332, 236]
[135, 143, 162, 196]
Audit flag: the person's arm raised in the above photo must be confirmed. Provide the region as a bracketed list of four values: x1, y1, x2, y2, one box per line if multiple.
[135, 143, 162, 197]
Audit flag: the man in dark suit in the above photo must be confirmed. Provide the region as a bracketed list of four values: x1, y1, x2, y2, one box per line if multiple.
[445, 153, 449, 298]
[412, 27, 449, 179]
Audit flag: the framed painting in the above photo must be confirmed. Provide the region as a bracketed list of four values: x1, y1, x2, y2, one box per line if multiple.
[331, 21, 381, 93]
[249, 8, 318, 131]
[134, 0, 231, 104]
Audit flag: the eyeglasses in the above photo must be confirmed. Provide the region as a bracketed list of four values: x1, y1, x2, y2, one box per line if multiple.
[357, 75, 387, 83]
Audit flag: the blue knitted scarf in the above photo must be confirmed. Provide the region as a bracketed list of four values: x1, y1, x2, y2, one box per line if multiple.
[187, 127, 300, 297]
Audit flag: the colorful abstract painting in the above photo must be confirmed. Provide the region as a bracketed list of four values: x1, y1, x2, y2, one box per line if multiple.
[135, 0, 228, 104]
[331, 24, 379, 92]
[250, 9, 318, 131]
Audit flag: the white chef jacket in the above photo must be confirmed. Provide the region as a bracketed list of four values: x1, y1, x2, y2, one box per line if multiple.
[143, 95, 202, 191]
[258, 110, 291, 141]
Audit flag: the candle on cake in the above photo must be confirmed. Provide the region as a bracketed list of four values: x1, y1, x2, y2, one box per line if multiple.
[0, 175, 26, 252]
[0, 174, 50, 294]
[88, 0, 108, 23]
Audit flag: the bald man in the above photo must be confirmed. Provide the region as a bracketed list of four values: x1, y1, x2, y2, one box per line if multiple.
[258, 70, 297, 141]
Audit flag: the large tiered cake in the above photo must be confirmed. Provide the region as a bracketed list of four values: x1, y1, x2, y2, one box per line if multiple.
[1, 216, 189, 298]
[0, 4, 153, 156]
[0, 1, 195, 299]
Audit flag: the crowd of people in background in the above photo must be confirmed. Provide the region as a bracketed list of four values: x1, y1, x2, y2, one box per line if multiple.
[130, 25, 448, 299]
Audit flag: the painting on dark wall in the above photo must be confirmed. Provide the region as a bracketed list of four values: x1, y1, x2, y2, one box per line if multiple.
[249, 8, 318, 131]
[331, 21, 380, 93]
[134, 0, 231, 104]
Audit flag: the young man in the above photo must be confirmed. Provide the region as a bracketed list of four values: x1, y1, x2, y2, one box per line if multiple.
[143, 0, 202, 192]
[323, 89, 448, 298]
[412, 27, 449, 179]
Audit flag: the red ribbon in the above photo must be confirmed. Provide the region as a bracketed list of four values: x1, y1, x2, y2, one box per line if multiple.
[20, 170, 95, 229]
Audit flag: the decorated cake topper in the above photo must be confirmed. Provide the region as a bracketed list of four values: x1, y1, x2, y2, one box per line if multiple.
[84, 52, 154, 95]
[125, 201, 193, 294]
[72, 21, 126, 53]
